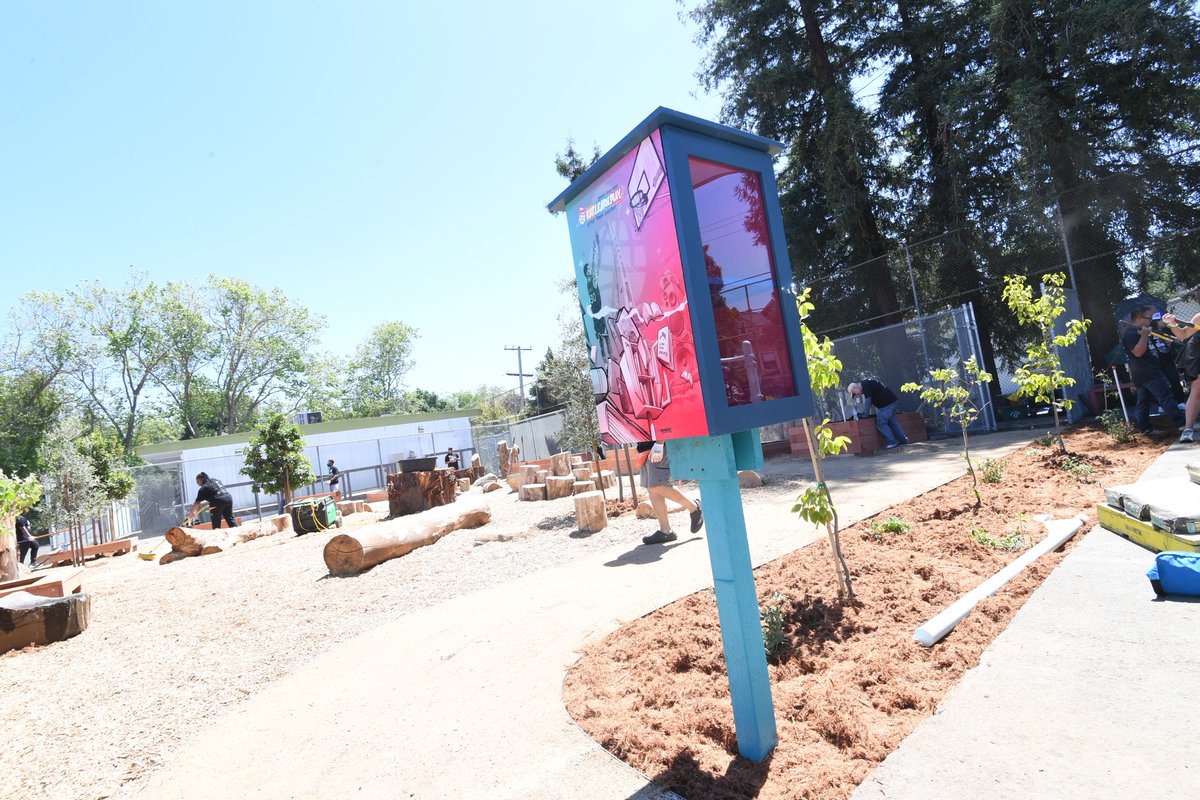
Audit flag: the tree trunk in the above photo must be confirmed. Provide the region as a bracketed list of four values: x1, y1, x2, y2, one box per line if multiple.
[163, 520, 281, 558]
[387, 470, 456, 517]
[323, 495, 491, 576]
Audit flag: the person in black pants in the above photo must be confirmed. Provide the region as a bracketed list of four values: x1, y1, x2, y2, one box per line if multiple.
[190, 472, 237, 528]
[15, 512, 37, 567]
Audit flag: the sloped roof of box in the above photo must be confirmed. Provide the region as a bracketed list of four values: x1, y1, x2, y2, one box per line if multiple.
[546, 106, 784, 213]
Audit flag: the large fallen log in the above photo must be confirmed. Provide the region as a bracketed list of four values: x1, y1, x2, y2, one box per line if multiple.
[163, 520, 282, 559]
[323, 494, 491, 576]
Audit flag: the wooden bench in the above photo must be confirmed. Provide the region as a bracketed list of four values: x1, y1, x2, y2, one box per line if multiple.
[36, 536, 138, 567]
[0, 566, 85, 600]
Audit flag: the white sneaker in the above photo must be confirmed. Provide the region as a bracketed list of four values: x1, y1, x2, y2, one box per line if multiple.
[1181, 428, 1194, 443]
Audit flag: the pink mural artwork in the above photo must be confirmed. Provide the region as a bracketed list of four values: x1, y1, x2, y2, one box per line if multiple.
[570, 132, 707, 445]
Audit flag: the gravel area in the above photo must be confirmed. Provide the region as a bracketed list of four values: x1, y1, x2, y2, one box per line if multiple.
[0, 474, 730, 800]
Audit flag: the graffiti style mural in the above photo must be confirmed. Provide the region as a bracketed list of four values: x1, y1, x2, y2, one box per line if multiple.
[567, 131, 708, 445]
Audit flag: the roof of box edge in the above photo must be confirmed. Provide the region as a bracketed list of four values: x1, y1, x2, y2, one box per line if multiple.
[134, 408, 481, 458]
[546, 107, 784, 213]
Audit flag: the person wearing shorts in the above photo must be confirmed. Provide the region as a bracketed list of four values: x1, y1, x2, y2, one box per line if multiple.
[637, 440, 704, 545]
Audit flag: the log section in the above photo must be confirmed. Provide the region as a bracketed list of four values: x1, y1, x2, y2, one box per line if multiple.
[323, 494, 490, 576]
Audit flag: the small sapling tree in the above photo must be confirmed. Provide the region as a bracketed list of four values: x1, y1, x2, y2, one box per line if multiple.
[240, 411, 315, 507]
[903, 356, 993, 507]
[1001, 272, 1090, 453]
[790, 288, 854, 601]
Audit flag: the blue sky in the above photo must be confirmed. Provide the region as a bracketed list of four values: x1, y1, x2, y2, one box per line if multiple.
[0, 2, 726, 397]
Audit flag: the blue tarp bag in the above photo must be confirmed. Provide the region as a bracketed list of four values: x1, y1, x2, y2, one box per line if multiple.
[1146, 551, 1200, 598]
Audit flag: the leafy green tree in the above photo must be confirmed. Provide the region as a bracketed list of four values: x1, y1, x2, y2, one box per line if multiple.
[65, 276, 174, 453]
[1002, 272, 1090, 452]
[240, 411, 315, 505]
[152, 280, 219, 439]
[78, 429, 136, 502]
[0, 372, 63, 475]
[37, 417, 107, 538]
[553, 139, 601, 185]
[347, 321, 418, 417]
[692, 0, 903, 334]
[208, 276, 323, 435]
[397, 388, 451, 415]
[293, 353, 349, 423]
[903, 356, 993, 506]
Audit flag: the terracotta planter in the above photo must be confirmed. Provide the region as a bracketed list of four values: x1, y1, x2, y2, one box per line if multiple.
[788, 412, 928, 458]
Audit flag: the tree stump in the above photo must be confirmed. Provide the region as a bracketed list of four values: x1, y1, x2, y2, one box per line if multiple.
[545, 475, 575, 500]
[535, 469, 549, 484]
[550, 452, 571, 476]
[323, 495, 491, 576]
[496, 441, 511, 477]
[574, 491, 607, 532]
[0, 531, 18, 583]
[571, 467, 592, 482]
[598, 470, 615, 489]
[388, 470, 457, 517]
[519, 483, 547, 501]
[573, 480, 596, 494]
[570, 456, 584, 468]
[456, 477, 471, 493]
[518, 465, 538, 488]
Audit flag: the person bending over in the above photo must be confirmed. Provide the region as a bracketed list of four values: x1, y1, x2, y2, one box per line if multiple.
[190, 472, 237, 528]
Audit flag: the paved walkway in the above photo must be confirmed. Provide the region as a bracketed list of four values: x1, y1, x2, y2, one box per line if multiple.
[134, 430, 1197, 799]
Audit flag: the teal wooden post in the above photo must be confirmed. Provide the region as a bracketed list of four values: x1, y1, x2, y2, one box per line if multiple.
[670, 430, 776, 761]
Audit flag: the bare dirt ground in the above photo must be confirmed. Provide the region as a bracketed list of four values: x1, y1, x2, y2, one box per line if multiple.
[562, 425, 1170, 800]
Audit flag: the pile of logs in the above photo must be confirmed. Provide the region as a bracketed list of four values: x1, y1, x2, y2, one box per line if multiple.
[513, 452, 615, 502]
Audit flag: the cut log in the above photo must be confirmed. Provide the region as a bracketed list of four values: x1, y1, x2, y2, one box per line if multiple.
[496, 441, 510, 477]
[598, 469, 615, 489]
[573, 480, 596, 494]
[519, 483, 547, 501]
[535, 469, 549, 484]
[480, 480, 502, 493]
[471, 453, 482, 470]
[163, 520, 282, 558]
[388, 470, 456, 517]
[0, 591, 90, 654]
[519, 465, 538, 487]
[574, 491, 607, 532]
[456, 477, 471, 493]
[545, 475, 575, 500]
[1, 529, 20, 582]
[323, 495, 491, 576]
[505, 474, 521, 492]
[550, 452, 571, 477]
[569, 456, 584, 468]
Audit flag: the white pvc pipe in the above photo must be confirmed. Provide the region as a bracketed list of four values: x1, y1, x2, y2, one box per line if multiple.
[914, 514, 1086, 647]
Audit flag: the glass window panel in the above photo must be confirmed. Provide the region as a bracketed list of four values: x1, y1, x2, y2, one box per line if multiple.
[689, 157, 797, 407]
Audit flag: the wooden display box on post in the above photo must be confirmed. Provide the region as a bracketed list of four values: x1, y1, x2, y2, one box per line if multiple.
[549, 108, 819, 762]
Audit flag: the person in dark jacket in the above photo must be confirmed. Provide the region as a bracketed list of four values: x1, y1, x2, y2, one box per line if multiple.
[848, 379, 911, 450]
[1123, 306, 1186, 438]
[15, 512, 37, 567]
[190, 472, 236, 528]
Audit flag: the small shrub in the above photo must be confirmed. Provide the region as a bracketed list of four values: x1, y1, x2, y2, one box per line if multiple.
[1061, 455, 1095, 481]
[980, 458, 1004, 483]
[969, 520, 1028, 551]
[1032, 433, 1057, 447]
[1098, 409, 1137, 444]
[761, 591, 786, 660]
[870, 515, 911, 534]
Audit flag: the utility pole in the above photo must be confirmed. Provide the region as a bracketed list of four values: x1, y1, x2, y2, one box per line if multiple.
[505, 345, 533, 409]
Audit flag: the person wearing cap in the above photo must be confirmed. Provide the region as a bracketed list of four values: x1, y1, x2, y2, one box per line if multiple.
[1159, 311, 1200, 442]
[1122, 305, 1186, 437]
[847, 379, 910, 450]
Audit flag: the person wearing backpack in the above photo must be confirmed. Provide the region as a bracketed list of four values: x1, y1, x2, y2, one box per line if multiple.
[190, 472, 237, 528]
